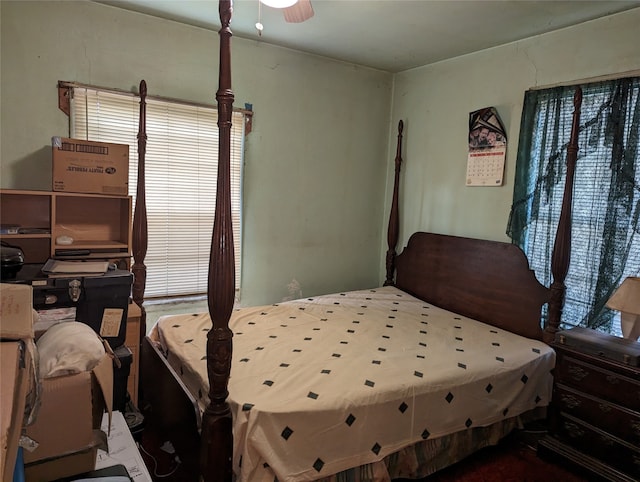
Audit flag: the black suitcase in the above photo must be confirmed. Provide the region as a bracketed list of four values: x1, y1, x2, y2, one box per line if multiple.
[7, 263, 133, 349]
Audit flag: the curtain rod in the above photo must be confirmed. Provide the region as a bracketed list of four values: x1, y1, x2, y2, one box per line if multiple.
[529, 69, 640, 91]
[58, 80, 253, 116]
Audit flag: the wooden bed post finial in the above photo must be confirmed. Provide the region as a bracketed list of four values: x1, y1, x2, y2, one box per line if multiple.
[201, 1, 235, 481]
[545, 86, 582, 343]
[384, 120, 404, 286]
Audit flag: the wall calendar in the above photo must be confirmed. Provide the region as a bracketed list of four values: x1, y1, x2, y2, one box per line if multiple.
[466, 107, 507, 186]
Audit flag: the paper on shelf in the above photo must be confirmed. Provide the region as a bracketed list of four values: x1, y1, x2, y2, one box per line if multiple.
[42, 259, 108, 275]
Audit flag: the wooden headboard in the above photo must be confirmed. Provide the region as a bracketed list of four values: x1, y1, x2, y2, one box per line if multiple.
[395, 232, 550, 341]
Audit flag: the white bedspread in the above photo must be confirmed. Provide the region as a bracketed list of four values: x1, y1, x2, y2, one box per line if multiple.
[151, 286, 555, 482]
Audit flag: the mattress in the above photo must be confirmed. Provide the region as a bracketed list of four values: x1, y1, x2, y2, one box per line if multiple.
[150, 286, 555, 482]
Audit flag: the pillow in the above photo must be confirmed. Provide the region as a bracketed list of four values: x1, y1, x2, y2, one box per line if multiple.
[37, 321, 105, 379]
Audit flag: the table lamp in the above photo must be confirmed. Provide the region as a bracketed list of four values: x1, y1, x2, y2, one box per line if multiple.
[606, 277, 640, 341]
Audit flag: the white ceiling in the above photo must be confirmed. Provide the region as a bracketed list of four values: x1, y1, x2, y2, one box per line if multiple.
[95, 0, 640, 73]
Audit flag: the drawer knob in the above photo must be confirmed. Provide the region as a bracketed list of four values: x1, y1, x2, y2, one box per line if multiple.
[568, 365, 588, 382]
[605, 375, 620, 385]
[560, 394, 582, 409]
[564, 421, 585, 438]
[599, 435, 614, 447]
[598, 403, 612, 413]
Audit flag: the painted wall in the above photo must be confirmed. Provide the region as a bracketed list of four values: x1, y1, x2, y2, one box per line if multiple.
[388, 8, 640, 259]
[0, 1, 393, 306]
[3, 2, 639, 307]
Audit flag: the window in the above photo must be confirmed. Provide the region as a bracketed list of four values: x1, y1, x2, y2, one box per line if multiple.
[508, 77, 640, 335]
[69, 86, 245, 299]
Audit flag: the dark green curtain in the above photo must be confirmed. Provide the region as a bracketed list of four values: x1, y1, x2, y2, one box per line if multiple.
[507, 77, 640, 334]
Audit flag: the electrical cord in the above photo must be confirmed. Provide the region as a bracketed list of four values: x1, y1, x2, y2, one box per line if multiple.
[137, 441, 181, 478]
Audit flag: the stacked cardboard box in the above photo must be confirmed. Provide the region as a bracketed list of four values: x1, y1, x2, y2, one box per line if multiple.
[0, 284, 114, 482]
[1, 284, 36, 481]
[51, 137, 129, 195]
[22, 354, 113, 481]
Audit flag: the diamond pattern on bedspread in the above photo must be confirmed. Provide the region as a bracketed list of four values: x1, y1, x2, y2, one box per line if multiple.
[152, 286, 555, 482]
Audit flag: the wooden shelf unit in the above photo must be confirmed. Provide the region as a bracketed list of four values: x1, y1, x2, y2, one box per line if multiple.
[1, 189, 132, 266]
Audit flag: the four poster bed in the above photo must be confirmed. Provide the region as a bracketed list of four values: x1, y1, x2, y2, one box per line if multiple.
[131, 1, 582, 481]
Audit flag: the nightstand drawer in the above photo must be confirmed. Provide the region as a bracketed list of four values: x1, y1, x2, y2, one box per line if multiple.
[556, 412, 640, 479]
[555, 383, 640, 444]
[555, 353, 640, 408]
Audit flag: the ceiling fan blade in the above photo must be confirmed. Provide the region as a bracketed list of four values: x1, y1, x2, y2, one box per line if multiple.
[284, 0, 313, 23]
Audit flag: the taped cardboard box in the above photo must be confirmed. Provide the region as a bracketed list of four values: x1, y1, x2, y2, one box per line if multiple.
[1, 283, 34, 340]
[1, 339, 36, 481]
[52, 137, 129, 195]
[23, 353, 113, 481]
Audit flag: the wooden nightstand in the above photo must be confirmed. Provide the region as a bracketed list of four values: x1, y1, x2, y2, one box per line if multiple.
[538, 327, 640, 481]
[125, 302, 141, 406]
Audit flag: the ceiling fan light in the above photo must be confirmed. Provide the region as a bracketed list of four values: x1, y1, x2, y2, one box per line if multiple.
[260, 0, 298, 9]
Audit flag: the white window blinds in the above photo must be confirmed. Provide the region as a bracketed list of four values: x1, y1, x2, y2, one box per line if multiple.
[70, 87, 244, 299]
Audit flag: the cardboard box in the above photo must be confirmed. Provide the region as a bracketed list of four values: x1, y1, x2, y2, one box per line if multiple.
[1, 283, 34, 340]
[23, 353, 113, 481]
[24, 446, 99, 482]
[52, 137, 129, 195]
[1, 340, 36, 481]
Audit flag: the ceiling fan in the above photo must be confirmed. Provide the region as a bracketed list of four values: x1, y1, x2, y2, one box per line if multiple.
[256, 0, 314, 33]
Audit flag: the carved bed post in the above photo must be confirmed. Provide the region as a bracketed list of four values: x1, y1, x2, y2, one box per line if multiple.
[201, 1, 234, 481]
[132, 79, 148, 396]
[384, 120, 404, 286]
[545, 86, 582, 343]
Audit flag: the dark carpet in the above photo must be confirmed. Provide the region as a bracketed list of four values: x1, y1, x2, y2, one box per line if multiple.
[136, 416, 588, 482]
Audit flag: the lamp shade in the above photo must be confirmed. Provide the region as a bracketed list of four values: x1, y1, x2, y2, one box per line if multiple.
[260, 0, 298, 8]
[607, 277, 640, 315]
[607, 277, 640, 340]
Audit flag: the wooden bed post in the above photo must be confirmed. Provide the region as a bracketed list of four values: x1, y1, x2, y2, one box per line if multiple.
[132, 79, 148, 396]
[384, 120, 404, 286]
[201, 1, 234, 481]
[545, 86, 582, 343]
